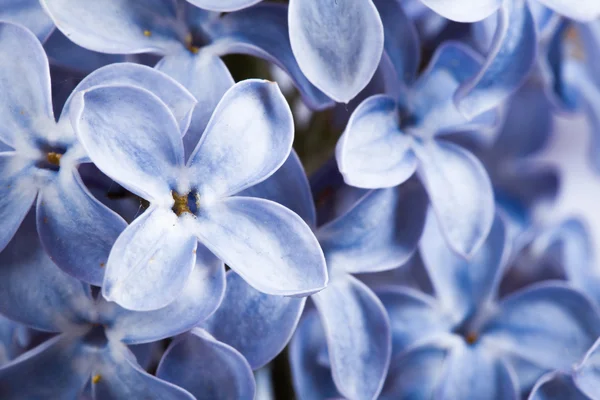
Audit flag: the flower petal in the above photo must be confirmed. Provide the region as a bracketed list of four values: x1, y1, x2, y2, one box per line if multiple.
[36, 169, 127, 286]
[157, 328, 255, 400]
[380, 344, 449, 399]
[377, 286, 454, 356]
[290, 311, 342, 400]
[537, 0, 600, 21]
[0, 212, 95, 332]
[0, 335, 94, 399]
[92, 342, 194, 400]
[373, 0, 420, 85]
[455, 0, 537, 120]
[318, 184, 427, 274]
[186, 0, 261, 11]
[575, 338, 600, 398]
[312, 274, 391, 400]
[105, 245, 224, 344]
[288, 0, 384, 103]
[102, 207, 198, 311]
[72, 84, 184, 203]
[186, 79, 293, 199]
[437, 342, 519, 400]
[208, 4, 333, 110]
[202, 270, 305, 369]
[193, 196, 327, 296]
[63, 62, 197, 136]
[240, 150, 317, 228]
[336, 95, 417, 189]
[40, 0, 184, 54]
[0, 154, 37, 253]
[414, 139, 495, 257]
[0, 21, 54, 148]
[419, 213, 508, 322]
[0, 0, 54, 41]
[155, 51, 234, 157]
[419, 0, 500, 22]
[530, 372, 588, 400]
[483, 283, 600, 390]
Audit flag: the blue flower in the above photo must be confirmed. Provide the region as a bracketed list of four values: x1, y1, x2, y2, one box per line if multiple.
[0, 22, 197, 286]
[0, 213, 230, 399]
[41, 0, 333, 110]
[375, 213, 600, 398]
[71, 79, 327, 311]
[336, 2, 497, 257]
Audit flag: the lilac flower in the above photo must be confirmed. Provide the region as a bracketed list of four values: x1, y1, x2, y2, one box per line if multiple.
[71, 79, 327, 311]
[0, 21, 200, 286]
[0, 214, 230, 399]
[41, 0, 333, 111]
[374, 213, 600, 398]
[336, 2, 497, 257]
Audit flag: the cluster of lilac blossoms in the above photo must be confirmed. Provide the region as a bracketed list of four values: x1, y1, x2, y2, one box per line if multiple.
[2, 0, 600, 399]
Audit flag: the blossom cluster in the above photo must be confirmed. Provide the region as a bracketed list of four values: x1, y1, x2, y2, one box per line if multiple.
[1, 0, 600, 399]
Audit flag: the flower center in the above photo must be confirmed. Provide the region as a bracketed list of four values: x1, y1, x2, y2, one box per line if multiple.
[46, 152, 62, 166]
[82, 324, 109, 349]
[185, 27, 211, 55]
[36, 146, 67, 172]
[465, 332, 478, 345]
[172, 191, 199, 216]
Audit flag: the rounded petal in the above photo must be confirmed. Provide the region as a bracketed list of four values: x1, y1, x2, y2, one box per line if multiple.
[290, 311, 342, 400]
[37, 169, 127, 286]
[102, 207, 198, 311]
[186, 79, 293, 199]
[575, 338, 600, 398]
[483, 283, 600, 381]
[92, 342, 194, 400]
[0, 0, 54, 41]
[40, 0, 184, 54]
[419, 213, 508, 322]
[537, 0, 600, 21]
[288, 0, 384, 103]
[0, 154, 37, 253]
[0, 21, 54, 148]
[419, 0, 501, 22]
[63, 62, 197, 136]
[186, 0, 261, 11]
[313, 274, 391, 400]
[203, 271, 305, 369]
[377, 287, 454, 356]
[336, 95, 417, 189]
[105, 246, 225, 344]
[157, 328, 255, 400]
[414, 139, 495, 257]
[155, 51, 234, 158]
[240, 150, 317, 228]
[72, 84, 184, 203]
[0, 213, 95, 332]
[317, 184, 427, 274]
[0, 335, 94, 399]
[193, 196, 327, 296]
[437, 342, 519, 400]
[455, 0, 537, 120]
[208, 4, 333, 110]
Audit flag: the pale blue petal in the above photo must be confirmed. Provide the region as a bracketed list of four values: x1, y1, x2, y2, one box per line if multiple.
[202, 271, 305, 369]
[455, 0, 537, 120]
[336, 95, 417, 189]
[186, 79, 293, 199]
[419, 0, 500, 22]
[288, 0, 384, 103]
[0, 0, 54, 41]
[317, 185, 427, 274]
[192, 196, 327, 296]
[102, 207, 198, 311]
[574, 337, 600, 398]
[41, 0, 184, 54]
[72, 85, 184, 203]
[157, 328, 255, 400]
[414, 139, 495, 257]
[529, 372, 589, 400]
[312, 274, 391, 400]
[537, 0, 600, 21]
[186, 0, 261, 11]
[104, 245, 225, 344]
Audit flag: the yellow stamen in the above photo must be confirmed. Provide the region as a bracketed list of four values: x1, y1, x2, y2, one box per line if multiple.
[172, 192, 191, 216]
[46, 152, 62, 166]
[92, 375, 101, 384]
[143, 30, 152, 37]
[184, 33, 200, 54]
[465, 332, 478, 345]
